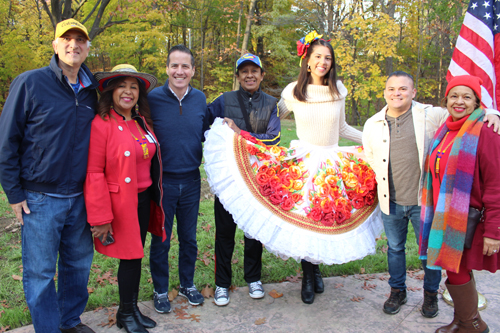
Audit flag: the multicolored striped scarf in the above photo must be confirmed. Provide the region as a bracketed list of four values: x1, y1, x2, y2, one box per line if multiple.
[419, 108, 484, 273]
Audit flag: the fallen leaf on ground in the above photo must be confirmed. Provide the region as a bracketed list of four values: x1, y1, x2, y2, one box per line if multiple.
[87, 287, 95, 294]
[97, 307, 117, 328]
[378, 275, 390, 281]
[189, 314, 201, 322]
[350, 296, 365, 302]
[177, 298, 188, 304]
[0, 326, 10, 333]
[334, 283, 343, 289]
[229, 285, 238, 292]
[202, 224, 212, 232]
[232, 258, 239, 264]
[93, 306, 103, 312]
[268, 289, 283, 298]
[12, 274, 22, 281]
[362, 281, 376, 291]
[360, 267, 365, 274]
[201, 285, 214, 298]
[255, 317, 266, 325]
[407, 286, 422, 292]
[285, 271, 301, 283]
[0, 300, 9, 308]
[379, 245, 388, 253]
[168, 289, 178, 301]
[147, 277, 153, 284]
[174, 310, 190, 320]
[0, 309, 4, 318]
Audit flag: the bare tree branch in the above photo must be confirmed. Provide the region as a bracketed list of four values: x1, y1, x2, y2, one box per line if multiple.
[72, 0, 88, 18]
[82, 0, 102, 25]
[40, 0, 56, 28]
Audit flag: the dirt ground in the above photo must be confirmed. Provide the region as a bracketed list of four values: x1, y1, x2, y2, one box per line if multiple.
[0, 216, 20, 234]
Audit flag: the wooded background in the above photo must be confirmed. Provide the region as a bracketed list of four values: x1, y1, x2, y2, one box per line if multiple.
[0, 0, 468, 124]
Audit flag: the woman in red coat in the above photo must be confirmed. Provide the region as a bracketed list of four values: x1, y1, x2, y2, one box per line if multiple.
[84, 64, 166, 333]
[419, 75, 500, 333]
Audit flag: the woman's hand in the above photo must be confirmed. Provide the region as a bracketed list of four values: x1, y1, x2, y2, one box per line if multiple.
[91, 223, 113, 242]
[223, 117, 242, 134]
[482, 237, 500, 256]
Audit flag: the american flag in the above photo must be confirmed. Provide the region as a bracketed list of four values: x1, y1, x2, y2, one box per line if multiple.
[447, 0, 499, 109]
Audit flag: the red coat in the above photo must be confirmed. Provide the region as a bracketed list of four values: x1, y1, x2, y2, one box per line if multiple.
[462, 123, 500, 272]
[84, 110, 166, 259]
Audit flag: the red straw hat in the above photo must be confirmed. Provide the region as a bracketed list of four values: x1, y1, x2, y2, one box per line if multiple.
[445, 75, 483, 100]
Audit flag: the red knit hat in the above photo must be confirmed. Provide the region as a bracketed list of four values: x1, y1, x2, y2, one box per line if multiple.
[445, 75, 483, 100]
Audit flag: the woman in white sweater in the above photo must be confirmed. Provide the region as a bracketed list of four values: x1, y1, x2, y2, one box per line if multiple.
[204, 32, 382, 305]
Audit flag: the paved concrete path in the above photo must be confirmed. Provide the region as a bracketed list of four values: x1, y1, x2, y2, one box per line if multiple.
[11, 270, 499, 333]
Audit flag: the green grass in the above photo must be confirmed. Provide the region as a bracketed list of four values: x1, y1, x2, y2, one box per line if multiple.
[0, 119, 422, 329]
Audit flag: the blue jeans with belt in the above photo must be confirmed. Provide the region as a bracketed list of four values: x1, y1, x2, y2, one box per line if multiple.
[21, 191, 93, 331]
[381, 201, 441, 293]
[150, 175, 200, 293]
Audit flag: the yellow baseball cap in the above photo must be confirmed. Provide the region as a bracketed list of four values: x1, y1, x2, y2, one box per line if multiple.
[54, 19, 90, 40]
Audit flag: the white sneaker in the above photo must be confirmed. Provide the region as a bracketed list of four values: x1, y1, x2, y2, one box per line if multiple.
[248, 281, 265, 299]
[214, 286, 230, 306]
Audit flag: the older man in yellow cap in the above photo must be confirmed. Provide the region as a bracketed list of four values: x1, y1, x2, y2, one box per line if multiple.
[0, 18, 98, 332]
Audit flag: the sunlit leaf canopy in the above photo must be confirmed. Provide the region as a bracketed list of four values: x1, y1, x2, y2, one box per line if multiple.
[0, 0, 470, 123]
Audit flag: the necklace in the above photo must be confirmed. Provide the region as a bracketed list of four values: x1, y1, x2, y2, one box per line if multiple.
[127, 120, 149, 159]
[434, 131, 454, 180]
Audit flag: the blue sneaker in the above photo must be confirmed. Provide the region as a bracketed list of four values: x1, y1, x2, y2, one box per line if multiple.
[153, 291, 171, 313]
[179, 285, 205, 305]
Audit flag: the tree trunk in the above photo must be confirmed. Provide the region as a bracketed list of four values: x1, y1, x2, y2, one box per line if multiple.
[234, 0, 258, 91]
[232, 0, 244, 90]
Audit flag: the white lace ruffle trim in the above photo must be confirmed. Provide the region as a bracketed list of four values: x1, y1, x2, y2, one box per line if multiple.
[204, 118, 384, 265]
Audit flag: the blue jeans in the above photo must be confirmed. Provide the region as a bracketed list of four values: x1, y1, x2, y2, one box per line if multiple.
[21, 191, 93, 331]
[150, 176, 200, 293]
[381, 201, 441, 293]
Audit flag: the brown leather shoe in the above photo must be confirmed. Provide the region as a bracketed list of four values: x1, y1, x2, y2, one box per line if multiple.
[60, 323, 96, 333]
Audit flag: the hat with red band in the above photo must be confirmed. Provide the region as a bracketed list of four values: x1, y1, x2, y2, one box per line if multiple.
[94, 64, 158, 94]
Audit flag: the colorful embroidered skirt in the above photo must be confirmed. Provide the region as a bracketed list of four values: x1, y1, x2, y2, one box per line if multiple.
[204, 119, 383, 265]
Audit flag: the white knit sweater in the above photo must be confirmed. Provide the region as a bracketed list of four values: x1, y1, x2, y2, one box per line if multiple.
[278, 81, 362, 146]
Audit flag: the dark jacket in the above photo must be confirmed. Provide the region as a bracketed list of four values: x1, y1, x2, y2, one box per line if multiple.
[0, 54, 99, 204]
[207, 87, 280, 146]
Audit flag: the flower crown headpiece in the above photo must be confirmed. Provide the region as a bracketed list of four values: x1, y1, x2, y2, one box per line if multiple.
[296, 31, 331, 66]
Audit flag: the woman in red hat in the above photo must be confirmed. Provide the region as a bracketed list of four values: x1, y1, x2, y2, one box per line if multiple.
[85, 64, 166, 333]
[419, 75, 500, 333]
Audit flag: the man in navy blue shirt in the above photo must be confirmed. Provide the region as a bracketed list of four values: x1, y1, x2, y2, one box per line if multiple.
[0, 19, 98, 332]
[148, 45, 208, 313]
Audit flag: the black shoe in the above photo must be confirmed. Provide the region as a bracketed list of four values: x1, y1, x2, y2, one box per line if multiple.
[312, 264, 324, 293]
[132, 293, 156, 328]
[383, 288, 407, 314]
[301, 261, 315, 304]
[421, 290, 439, 318]
[116, 301, 148, 333]
[60, 323, 95, 333]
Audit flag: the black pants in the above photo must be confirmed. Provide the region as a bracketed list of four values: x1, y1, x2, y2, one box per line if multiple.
[214, 196, 262, 288]
[117, 189, 151, 303]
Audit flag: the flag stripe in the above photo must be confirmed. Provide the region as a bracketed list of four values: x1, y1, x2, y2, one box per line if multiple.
[463, 12, 494, 51]
[446, 2, 498, 110]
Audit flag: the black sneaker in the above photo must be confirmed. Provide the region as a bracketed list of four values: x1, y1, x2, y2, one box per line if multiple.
[153, 291, 172, 313]
[421, 290, 439, 318]
[179, 285, 204, 305]
[383, 288, 407, 314]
